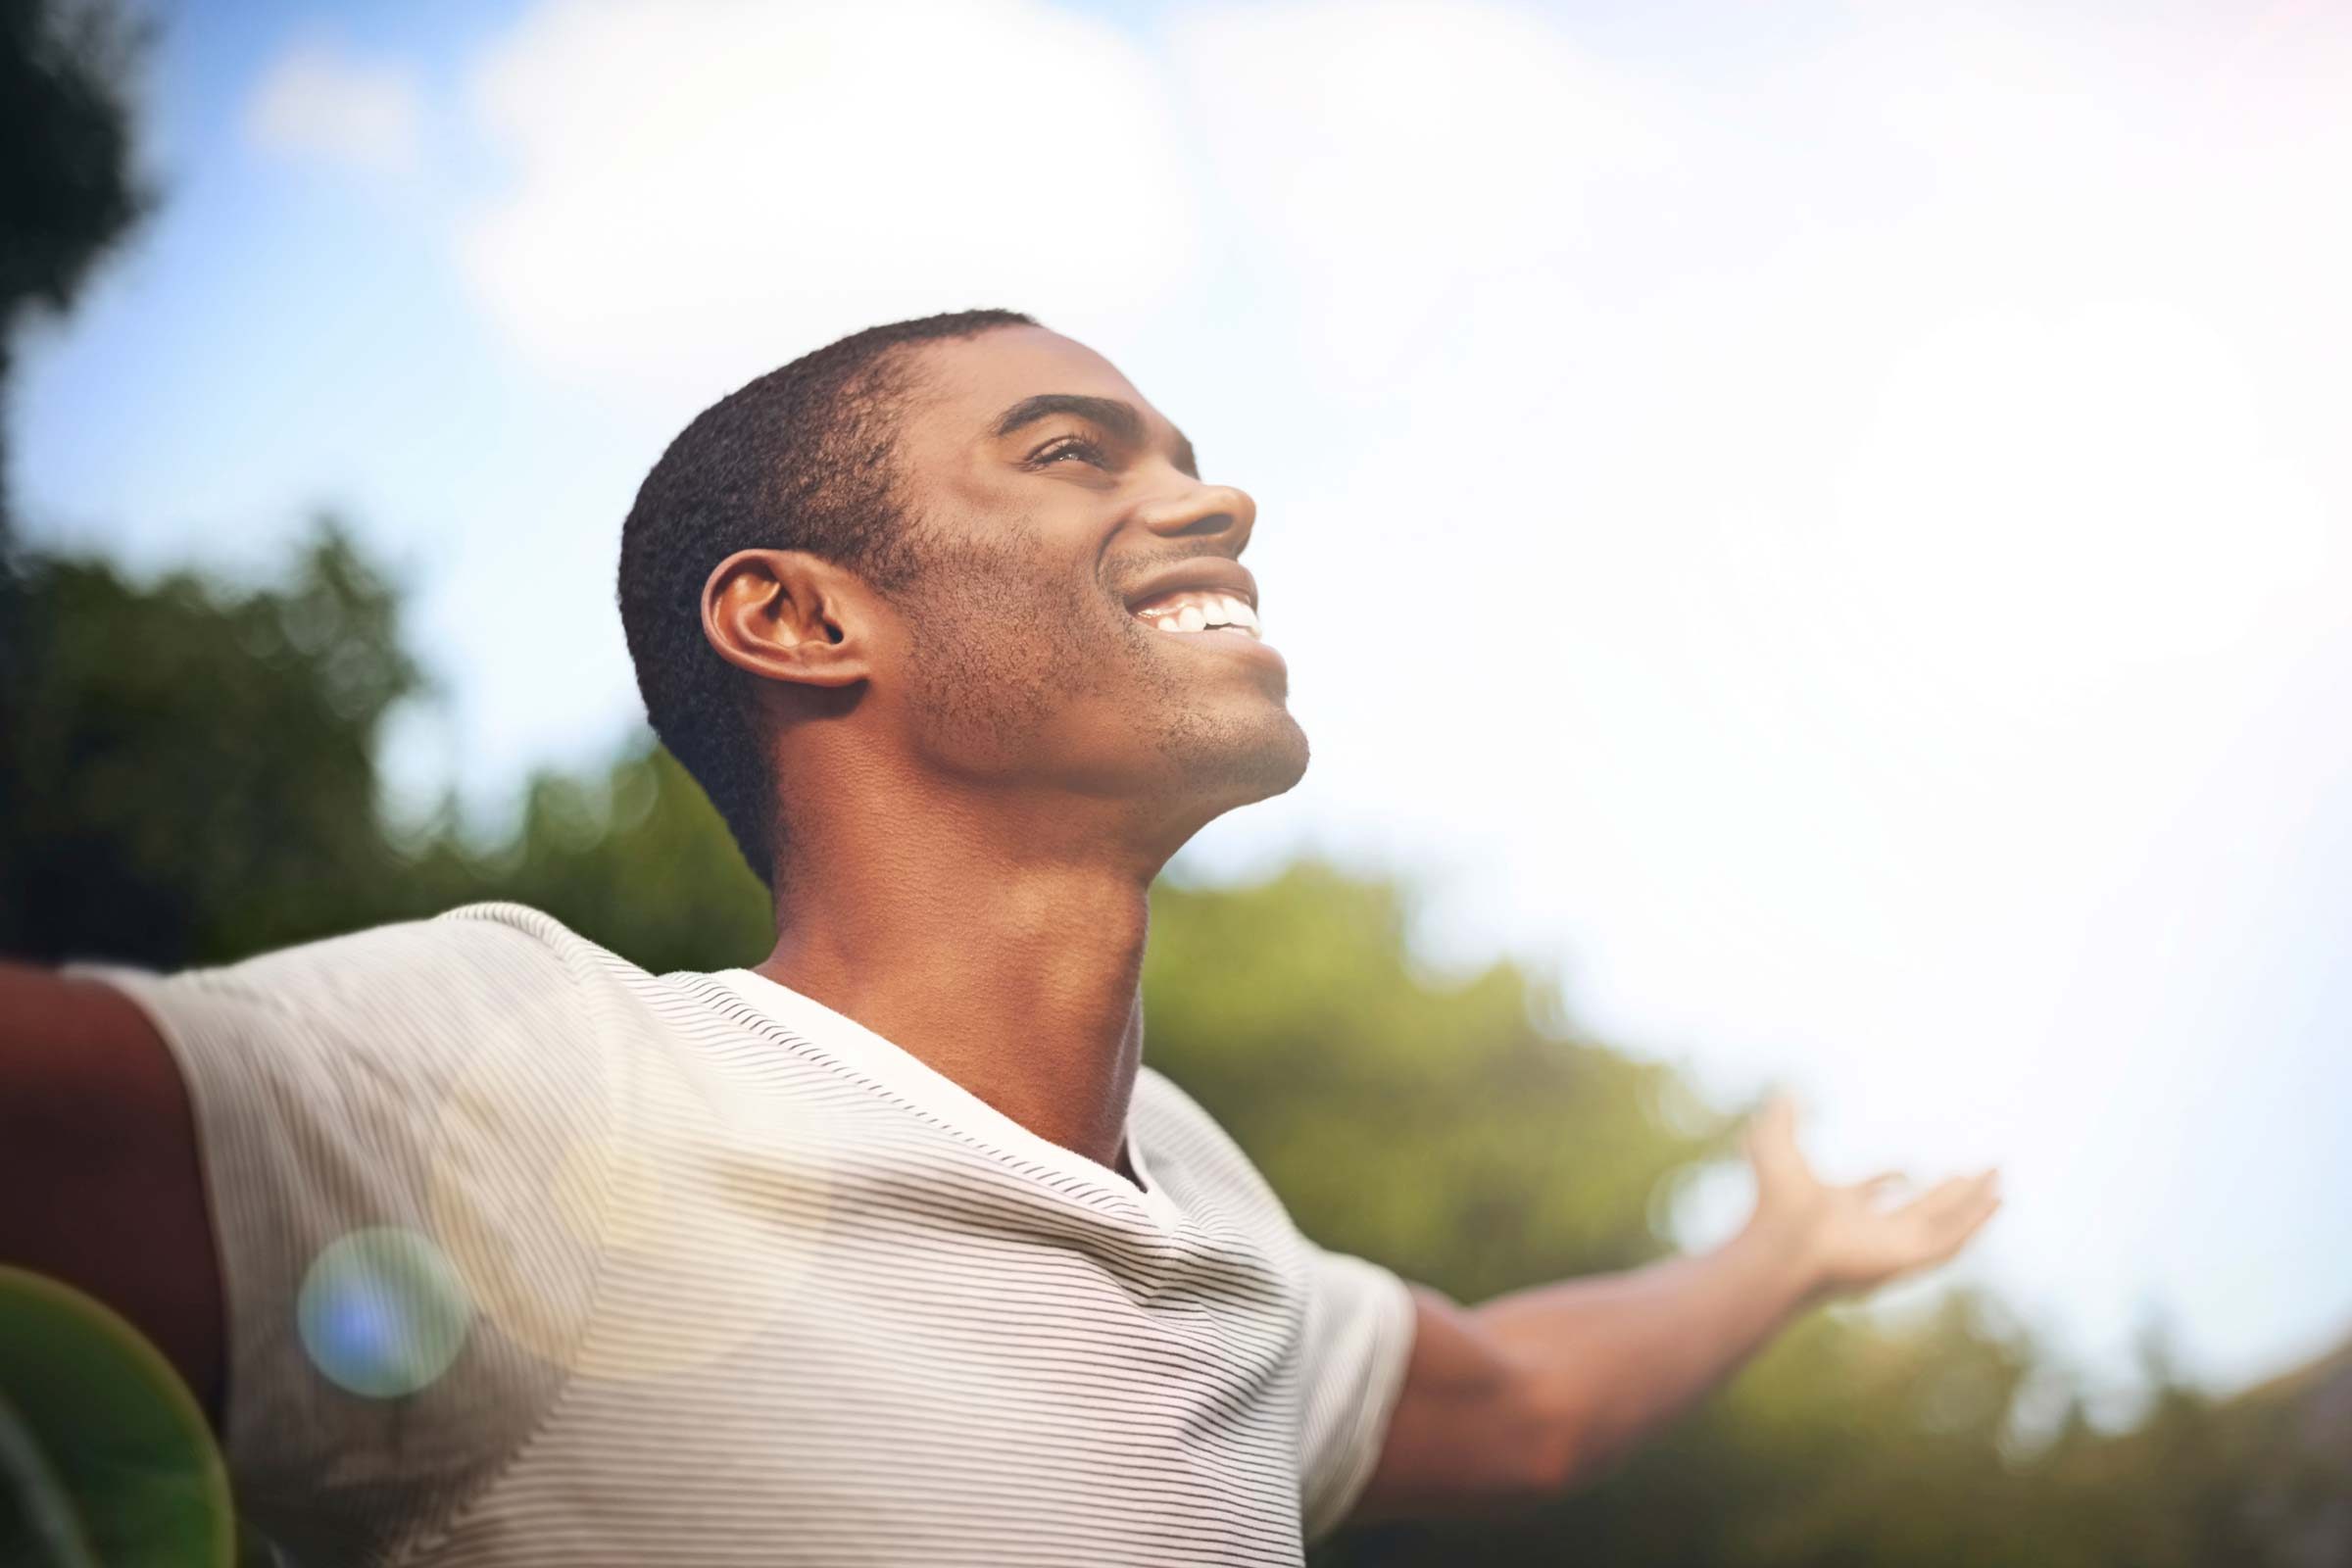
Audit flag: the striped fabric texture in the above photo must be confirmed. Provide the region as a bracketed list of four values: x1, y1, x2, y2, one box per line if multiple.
[76, 903, 1418, 1566]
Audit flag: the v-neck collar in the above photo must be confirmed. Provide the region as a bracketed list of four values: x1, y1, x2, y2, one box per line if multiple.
[707, 966, 1184, 1230]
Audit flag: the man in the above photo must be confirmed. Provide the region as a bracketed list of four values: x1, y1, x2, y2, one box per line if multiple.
[1, 310, 2000, 1564]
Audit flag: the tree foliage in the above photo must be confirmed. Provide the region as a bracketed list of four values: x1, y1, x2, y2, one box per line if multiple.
[0, 525, 422, 964]
[0, 0, 146, 584]
[0, 0, 145, 366]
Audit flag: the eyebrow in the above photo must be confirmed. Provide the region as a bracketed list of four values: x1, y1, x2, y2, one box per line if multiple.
[991, 393, 1200, 478]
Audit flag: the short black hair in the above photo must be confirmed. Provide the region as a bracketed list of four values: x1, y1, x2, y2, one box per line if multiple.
[616, 308, 1038, 890]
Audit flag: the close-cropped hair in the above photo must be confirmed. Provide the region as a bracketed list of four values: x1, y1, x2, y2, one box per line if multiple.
[616, 308, 1037, 890]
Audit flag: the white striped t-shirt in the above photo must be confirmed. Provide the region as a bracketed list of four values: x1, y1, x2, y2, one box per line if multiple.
[80, 902, 1418, 1566]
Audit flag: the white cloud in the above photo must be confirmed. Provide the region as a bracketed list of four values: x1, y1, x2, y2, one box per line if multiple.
[244, 42, 426, 175]
[1166, 1, 1670, 387]
[459, 0, 1203, 420]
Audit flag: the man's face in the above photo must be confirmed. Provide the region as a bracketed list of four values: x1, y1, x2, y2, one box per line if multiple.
[871, 326, 1306, 830]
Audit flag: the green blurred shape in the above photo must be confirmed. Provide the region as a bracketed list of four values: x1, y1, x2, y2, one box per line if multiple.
[0, 1267, 230, 1568]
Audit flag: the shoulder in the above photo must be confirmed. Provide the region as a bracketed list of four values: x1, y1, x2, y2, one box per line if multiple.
[89, 902, 648, 1044]
[1131, 1063, 1243, 1163]
[1132, 1065, 1296, 1227]
[50, 907, 660, 1559]
[179, 901, 628, 1002]
[68, 902, 676, 1148]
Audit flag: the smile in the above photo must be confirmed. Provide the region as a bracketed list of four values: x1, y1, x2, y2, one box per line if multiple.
[1128, 588, 1262, 640]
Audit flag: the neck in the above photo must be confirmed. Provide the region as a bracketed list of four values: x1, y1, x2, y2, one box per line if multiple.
[753, 782, 1165, 1176]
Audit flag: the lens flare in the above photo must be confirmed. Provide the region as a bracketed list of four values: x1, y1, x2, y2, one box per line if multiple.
[425, 1025, 838, 1383]
[296, 1228, 472, 1398]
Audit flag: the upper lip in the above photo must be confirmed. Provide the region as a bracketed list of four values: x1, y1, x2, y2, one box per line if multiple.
[1119, 557, 1259, 615]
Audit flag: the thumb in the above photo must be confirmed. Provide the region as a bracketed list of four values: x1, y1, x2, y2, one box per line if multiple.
[1745, 1094, 1809, 1185]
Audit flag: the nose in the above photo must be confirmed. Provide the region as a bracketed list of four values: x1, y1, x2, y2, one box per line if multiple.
[1135, 479, 1257, 552]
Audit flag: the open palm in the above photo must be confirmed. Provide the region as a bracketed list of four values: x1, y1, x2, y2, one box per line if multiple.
[1745, 1097, 2002, 1299]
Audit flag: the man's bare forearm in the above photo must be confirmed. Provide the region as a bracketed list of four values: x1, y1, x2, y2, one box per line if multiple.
[1352, 1102, 1999, 1520]
[1473, 1216, 1822, 1489]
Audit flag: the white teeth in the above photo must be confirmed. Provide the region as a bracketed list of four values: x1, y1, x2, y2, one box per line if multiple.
[1135, 587, 1263, 638]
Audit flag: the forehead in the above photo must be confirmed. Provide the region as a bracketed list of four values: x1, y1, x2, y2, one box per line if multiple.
[898, 326, 1174, 444]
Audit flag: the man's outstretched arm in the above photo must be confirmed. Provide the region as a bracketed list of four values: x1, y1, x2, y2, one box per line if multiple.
[1346, 1099, 2002, 1521]
[0, 962, 224, 1423]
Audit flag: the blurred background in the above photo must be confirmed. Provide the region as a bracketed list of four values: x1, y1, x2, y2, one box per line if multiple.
[3, 0, 2347, 1562]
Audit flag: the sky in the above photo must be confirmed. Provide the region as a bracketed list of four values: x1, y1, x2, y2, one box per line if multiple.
[14, 0, 2351, 1399]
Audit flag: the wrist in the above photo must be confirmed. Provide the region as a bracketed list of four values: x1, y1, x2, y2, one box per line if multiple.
[1729, 1205, 1837, 1310]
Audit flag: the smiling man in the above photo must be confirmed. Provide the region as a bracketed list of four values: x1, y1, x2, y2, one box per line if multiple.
[1, 310, 1999, 1564]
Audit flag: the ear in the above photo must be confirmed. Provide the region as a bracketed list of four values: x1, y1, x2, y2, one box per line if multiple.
[701, 549, 874, 689]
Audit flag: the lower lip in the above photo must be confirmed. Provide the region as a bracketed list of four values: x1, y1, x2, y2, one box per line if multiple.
[1144, 624, 1288, 673]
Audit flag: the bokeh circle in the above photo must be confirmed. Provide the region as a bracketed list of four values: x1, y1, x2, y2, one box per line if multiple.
[296, 1228, 472, 1398]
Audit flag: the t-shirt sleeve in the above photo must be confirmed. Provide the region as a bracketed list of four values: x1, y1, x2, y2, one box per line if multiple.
[1296, 1238, 1418, 1543]
[65, 906, 617, 1566]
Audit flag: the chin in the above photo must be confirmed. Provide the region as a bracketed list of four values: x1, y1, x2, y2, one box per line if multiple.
[1173, 707, 1310, 812]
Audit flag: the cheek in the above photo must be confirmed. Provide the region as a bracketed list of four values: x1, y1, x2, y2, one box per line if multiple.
[976, 564, 1119, 685]
[900, 542, 1134, 727]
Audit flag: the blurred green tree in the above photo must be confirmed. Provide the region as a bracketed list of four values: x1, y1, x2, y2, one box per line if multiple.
[397, 740, 774, 976]
[2, 0, 151, 844]
[0, 516, 776, 973]
[0, 523, 427, 964]
[1146, 865, 1726, 1299]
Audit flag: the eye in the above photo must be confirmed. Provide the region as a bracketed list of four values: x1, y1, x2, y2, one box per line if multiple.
[1026, 433, 1109, 469]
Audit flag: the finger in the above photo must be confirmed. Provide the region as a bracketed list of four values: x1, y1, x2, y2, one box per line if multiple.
[1869, 1181, 2000, 1277]
[1942, 1174, 2003, 1239]
[1900, 1170, 1994, 1222]
[1890, 1172, 1991, 1229]
[1912, 1172, 2002, 1247]
[1892, 1174, 1973, 1216]
[1921, 1189, 2003, 1265]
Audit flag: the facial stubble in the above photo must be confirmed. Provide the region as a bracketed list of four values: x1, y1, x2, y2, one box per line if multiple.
[896, 521, 1307, 806]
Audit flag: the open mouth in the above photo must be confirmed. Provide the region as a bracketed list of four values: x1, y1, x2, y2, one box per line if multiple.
[1127, 588, 1263, 640]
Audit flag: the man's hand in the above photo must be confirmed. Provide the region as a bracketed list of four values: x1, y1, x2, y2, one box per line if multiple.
[1348, 1097, 2006, 1527]
[1745, 1095, 2002, 1302]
